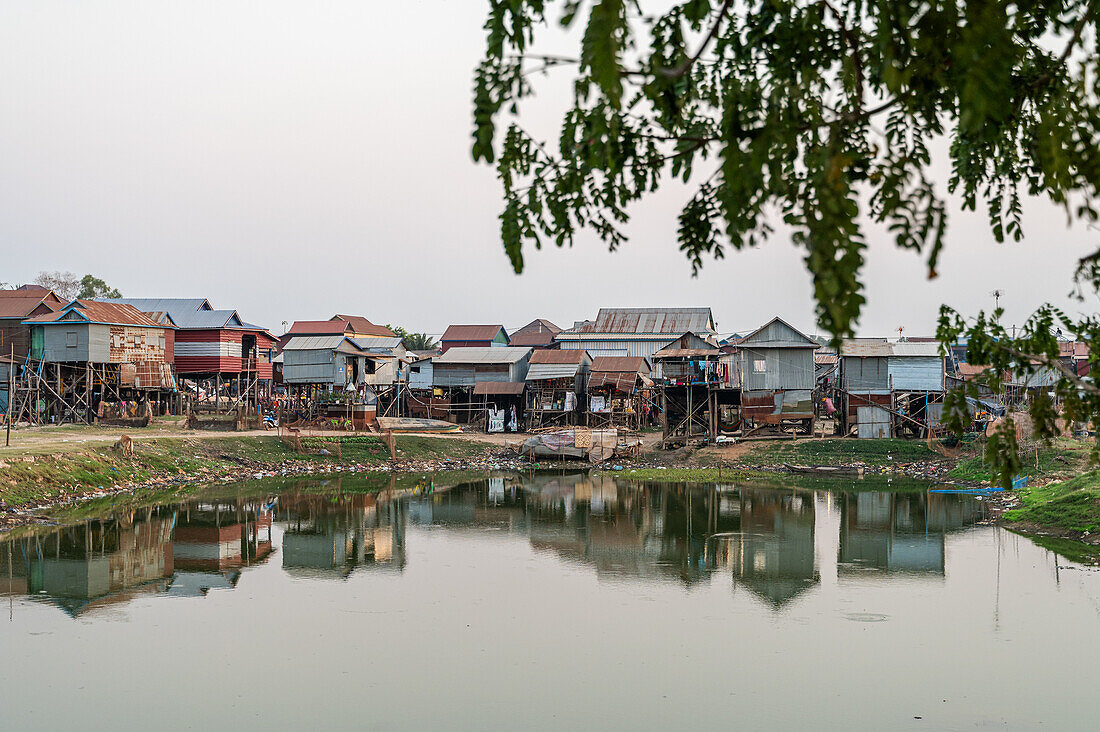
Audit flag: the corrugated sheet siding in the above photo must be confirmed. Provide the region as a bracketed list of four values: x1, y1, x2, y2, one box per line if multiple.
[843, 357, 889, 391]
[283, 348, 340, 384]
[408, 361, 433, 390]
[888, 356, 944, 391]
[739, 348, 815, 390]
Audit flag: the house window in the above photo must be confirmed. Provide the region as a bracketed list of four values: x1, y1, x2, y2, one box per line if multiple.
[65, 332, 77, 348]
[753, 359, 766, 373]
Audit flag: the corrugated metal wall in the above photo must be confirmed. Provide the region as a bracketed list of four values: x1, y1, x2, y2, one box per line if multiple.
[40, 323, 91, 362]
[888, 356, 944, 391]
[843, 357, 889, 391]
[283, 348, 340, 384]
[739, 348, 815, 390]
[408, 361, 433, 390]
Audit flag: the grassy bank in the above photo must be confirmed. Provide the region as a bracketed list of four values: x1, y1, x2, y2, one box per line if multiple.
[734, 438, 941, 467]
[604, 466, 935, 491]
[0, 435, 501, 508]
[948, 437, 1092, 483]
[1003, 470, 1100, 534]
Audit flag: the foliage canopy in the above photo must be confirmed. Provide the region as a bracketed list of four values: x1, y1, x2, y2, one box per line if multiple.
[473, 0, 1100, 485]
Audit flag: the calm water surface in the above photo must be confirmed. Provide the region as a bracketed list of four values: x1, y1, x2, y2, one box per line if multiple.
[1, 473, 1097, 731]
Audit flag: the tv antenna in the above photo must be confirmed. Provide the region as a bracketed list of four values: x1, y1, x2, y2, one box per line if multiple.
[992, 289, 1003, 309]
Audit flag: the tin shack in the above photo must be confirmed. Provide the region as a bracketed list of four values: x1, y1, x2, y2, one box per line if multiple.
[730, 317, 818, 434]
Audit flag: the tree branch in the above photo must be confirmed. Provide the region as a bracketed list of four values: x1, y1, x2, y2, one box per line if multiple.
[1001, 344, 1100, 396]
[658, 0, 735, 78]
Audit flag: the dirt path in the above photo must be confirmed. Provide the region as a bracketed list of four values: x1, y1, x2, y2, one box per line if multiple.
[0, 422, 586, 457]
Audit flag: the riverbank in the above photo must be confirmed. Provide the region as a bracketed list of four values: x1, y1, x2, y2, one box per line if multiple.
[1, 425, 1097, 550]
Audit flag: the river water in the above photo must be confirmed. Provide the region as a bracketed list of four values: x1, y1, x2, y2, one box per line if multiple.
[1, 473, 1097, 731]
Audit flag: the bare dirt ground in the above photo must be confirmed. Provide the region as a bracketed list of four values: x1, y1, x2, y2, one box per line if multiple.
[0, 420, 641, 457]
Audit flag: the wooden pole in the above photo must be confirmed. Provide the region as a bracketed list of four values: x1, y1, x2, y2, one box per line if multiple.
[5, 343, 12, 446]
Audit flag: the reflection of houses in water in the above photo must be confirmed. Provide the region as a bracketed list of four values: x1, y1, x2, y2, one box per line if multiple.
[838, 492, 986, 575]
[710, 489, 819, 608]
[168, 501, 274, 596]
[1, 509, 176, 616]
[279, 488, 406, 578]
[418, 473, 749, 587]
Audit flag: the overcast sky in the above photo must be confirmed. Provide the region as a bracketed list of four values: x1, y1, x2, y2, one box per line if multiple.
[1, 1, 1096, 339]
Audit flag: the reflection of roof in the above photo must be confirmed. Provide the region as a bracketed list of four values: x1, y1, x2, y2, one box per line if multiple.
[473, 382, 526, 395]
[562, 308, 714, 336]
[434, 347, 530, 364]
[441, 324, 507, 342]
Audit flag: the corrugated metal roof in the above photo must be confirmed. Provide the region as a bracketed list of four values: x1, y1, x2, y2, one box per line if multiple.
[352, 336, 404, 351]
[282, 335, 360, 351]
[561, 308, 714, 337]
[590, 355, 651, 374]
[841, 340, 942, 357]
[734, 316, 818, 348]
[434, 347, 530, 364]
[589, 372, 639, 393]
[106, 298, 271, 332]
[509, 319, 561, 346]
[653, 347, 720, 359]
[0, 289, 63, 319]
[529, 349, 587, 364]
[106, 298, 212, 314]
[526, 363, 581, 381]
[332, 315, 396, 338]
[473, 381, 526, 395]
[441, 324, 507, 342]
[168, 309, 243, 329]
[287, 320, 351, 336]
[26, 300, 165, 328]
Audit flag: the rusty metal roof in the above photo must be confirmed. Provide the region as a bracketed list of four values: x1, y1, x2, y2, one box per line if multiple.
[473, 381, 526, 395]
[509, 319, 561, 346]
[26, 300, 165, 328]
[288, 320, 352, 336]
[589, 372, 639, 393]
[562, 308, 714, 337]
[441, 324, 508, 342]
[529, 349, 588, 365]
[590, 356, 651, 374]
[332, 315, 396, 338]
[652, 347, 720, 359]
[840, 340, 942, 357]
[0, 289, 64, 319]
